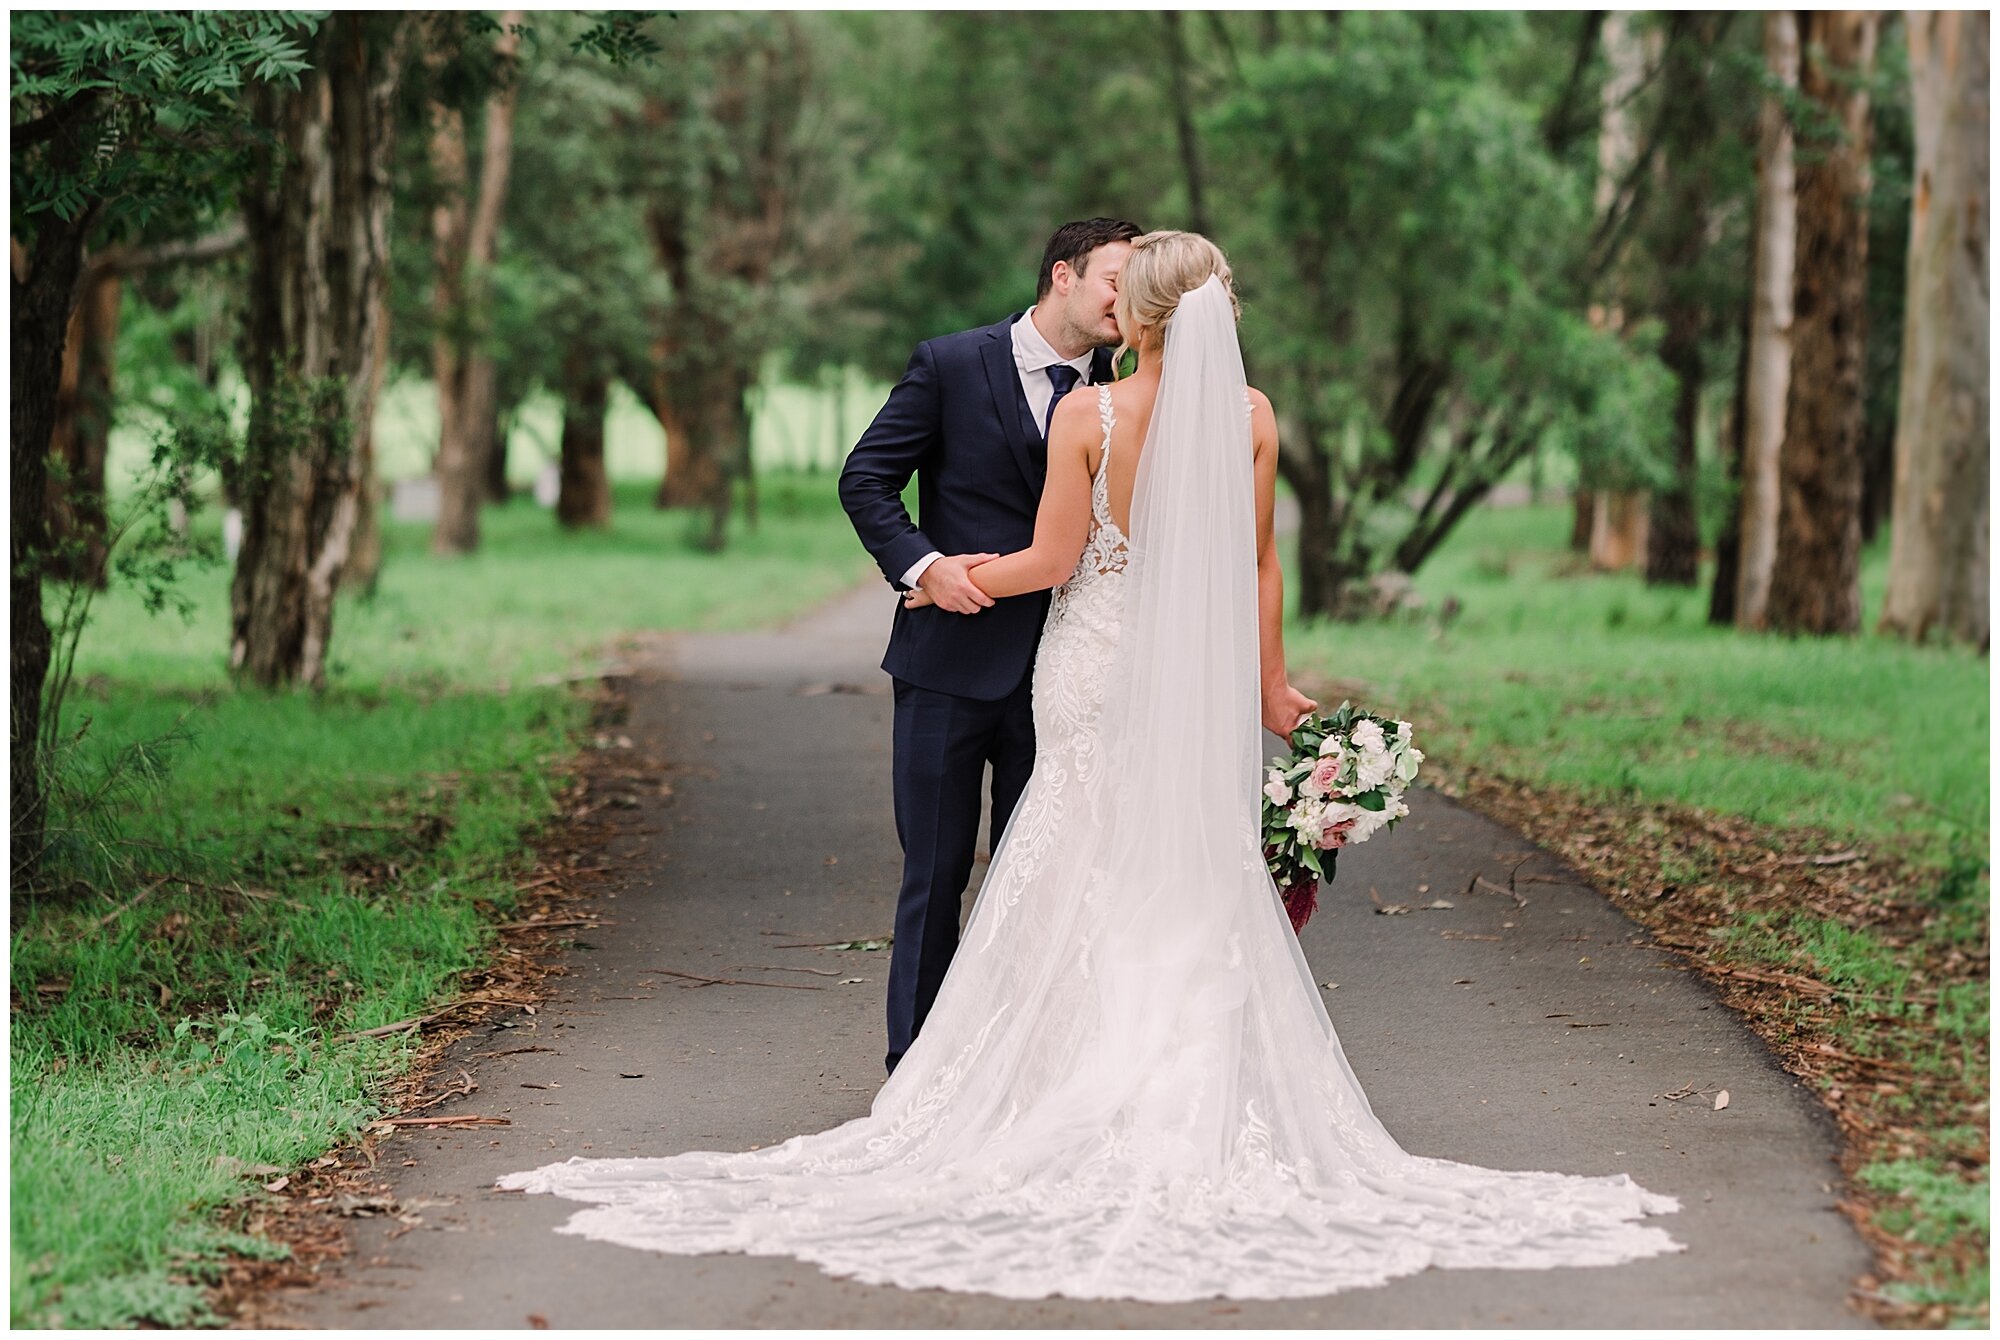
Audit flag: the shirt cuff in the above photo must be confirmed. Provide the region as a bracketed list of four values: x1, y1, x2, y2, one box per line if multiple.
[900, 551, 944, 590]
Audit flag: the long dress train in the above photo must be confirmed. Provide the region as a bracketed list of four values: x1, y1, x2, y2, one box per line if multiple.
[499, 360, 1685, 1303]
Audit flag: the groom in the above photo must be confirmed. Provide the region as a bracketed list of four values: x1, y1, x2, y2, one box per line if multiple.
[840, 218, 1141, 1075]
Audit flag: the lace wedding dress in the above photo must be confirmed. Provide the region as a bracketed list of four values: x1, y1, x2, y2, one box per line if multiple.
[499, 283, 1685, 1302]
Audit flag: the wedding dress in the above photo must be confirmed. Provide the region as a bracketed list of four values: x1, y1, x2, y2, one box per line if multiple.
[498, 278, 1685, 1302]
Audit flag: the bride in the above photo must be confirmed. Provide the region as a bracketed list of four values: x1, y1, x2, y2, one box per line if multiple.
[498, 232, 1685, 1303]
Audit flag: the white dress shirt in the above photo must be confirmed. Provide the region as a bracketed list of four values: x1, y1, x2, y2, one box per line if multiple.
[900, 310, 1099, 590]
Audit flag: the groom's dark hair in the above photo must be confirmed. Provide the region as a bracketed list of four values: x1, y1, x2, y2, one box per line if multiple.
[1036, 218, 1143, 301]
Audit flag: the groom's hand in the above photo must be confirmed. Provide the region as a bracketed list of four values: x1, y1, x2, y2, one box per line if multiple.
[914, 553, 999, 614]
[1262, 680, 1317, 738]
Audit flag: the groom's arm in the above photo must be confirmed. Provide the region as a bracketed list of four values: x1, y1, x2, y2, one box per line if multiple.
[840, 341, 945, 590]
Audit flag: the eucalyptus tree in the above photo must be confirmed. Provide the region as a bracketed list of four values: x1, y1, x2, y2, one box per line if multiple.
[1766, 11, 1882, 636]
[1879, 11, 1988, 648]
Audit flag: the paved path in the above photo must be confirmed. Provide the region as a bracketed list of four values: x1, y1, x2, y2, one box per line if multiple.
[289, 582, 1873, 1328]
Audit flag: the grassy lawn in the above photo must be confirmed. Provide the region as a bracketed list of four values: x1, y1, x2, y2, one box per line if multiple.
[1286, 503, 1990, 1325]
[10, 473, 868, 1328]
[1286, 503, 1987, 864]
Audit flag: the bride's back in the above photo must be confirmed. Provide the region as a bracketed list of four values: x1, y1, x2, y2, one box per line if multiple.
[1093, 373, 1260, 541]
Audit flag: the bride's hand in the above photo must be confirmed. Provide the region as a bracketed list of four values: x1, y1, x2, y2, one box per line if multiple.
[903, 587, 936, 609]
[1262, 681, 1317, 738]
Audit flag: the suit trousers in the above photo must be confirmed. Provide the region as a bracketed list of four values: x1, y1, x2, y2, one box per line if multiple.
[884, 671, 1036, 1073]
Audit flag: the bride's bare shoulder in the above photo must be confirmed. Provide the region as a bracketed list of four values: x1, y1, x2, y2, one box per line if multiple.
[1245, 385, 1275, 417]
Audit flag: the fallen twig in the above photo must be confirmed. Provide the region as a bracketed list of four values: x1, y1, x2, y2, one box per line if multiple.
[771, 937, 892, 951]
[90, 875, 173, 930]
[1465, 872, 1528, 909]
[728, 964, 842, 977]
[366, 1114, 511, 1129]
[641, 967, 823, 991]
[494, 916, 603, 932]
[332, 996, 536, 1042]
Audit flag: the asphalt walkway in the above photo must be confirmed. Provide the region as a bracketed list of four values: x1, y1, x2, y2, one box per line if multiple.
[288, 581, 1874, 1328]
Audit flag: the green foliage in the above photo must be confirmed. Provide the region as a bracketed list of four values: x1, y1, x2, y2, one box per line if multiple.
[25, 415, 235, 900]
[1198, 13, 1678, 601]
[10, 11, 321, 240]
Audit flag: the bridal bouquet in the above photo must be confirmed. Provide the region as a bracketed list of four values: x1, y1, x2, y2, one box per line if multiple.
[1261, 703, 1423, 933]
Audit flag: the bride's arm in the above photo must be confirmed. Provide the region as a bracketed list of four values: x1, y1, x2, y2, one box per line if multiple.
[1252, 389, 1318, 736]
[962, 390, 1097, 600]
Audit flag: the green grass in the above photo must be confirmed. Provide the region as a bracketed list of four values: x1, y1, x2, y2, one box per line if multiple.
[1286, 504, 1989, 864]
[12, 471, 867, 1327]
[1293, 502, 1989, 1324]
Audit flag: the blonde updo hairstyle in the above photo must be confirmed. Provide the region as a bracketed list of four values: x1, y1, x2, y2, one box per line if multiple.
[1113, 230, 1240, 356]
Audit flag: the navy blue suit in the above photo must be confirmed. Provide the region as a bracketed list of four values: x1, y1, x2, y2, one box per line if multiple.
[840, 313, 1114, 1073]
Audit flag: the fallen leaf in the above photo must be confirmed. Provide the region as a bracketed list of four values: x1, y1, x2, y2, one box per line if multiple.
[1320, 981, 1339, 990]
[528, 1314, 550, 1329]
[1421, 899, 1455, 910]
[263, 1176, 291, 1192]
[840, 977, 867, 985]
[1714, 1089, 1730, 1111]
[618, 1073, 645, 1079]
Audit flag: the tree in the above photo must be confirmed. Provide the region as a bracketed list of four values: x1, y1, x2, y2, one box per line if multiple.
[504, 11, 672, 532]
[1734, 11, 1803, 629]
[1209, 12, 1672, 615]
[1582, 11, 1658, 575]
[636, 14, 816, 546]
[1767, 11, 1880, 636]
[43, 264, 120, 589]
[1879, 10, 1988, 647]
[426, 11, 527, 557]
[1643, 13, 1729, 587]
[11, 12, 317, 874]
[230, 13, 408, 687]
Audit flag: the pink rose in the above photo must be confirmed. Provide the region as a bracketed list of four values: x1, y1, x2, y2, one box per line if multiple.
[1310, 757, 1342, 797]
[1318, 818, 1355, 850]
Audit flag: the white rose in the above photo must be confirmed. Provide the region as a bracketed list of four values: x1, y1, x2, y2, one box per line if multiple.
[1318, 734, 1342, 757]
[1264, 776, 1292, 806]
[1350, 718, 1386, 751]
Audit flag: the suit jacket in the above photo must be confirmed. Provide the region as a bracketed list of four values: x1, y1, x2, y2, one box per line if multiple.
[839, 312, 1115, 701]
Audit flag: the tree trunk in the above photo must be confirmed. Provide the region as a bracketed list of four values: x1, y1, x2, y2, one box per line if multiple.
[1585, 12, 1650, 573]
[480, 393, 512, 503]
[1645, 14, 1716, 588]
[1160, 11, 1211, 236]
[556, 353, 612, 530]
[11, 94, 103, 881]
[1767, 11, 1878, 636]
[1570, 488, 1594, 552]
[232, 14, 405, 688]
[46, 264, 120, 588]
[1591, 491, 1650, 570]
[342, 283, 393, 595]
[426, 14, 522, 555]
[648, 362, 715, 509]
[1879, 10, 1989, 648]
[1709, 290, 1754, 625]
[1735, 10, 1801, 628]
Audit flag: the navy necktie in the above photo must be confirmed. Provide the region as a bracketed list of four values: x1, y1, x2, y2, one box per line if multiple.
[1042, 364, 1082, 440]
